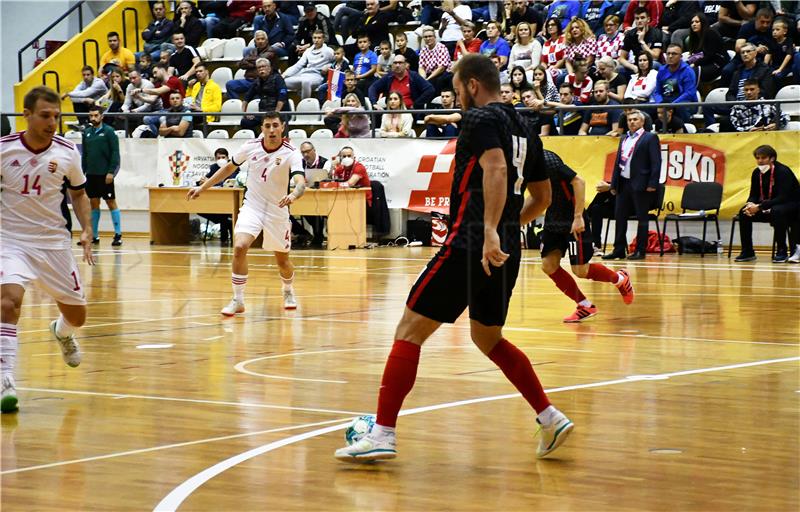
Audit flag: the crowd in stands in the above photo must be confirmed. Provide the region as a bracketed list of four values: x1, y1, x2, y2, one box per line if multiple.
[61, 0, 799, 138]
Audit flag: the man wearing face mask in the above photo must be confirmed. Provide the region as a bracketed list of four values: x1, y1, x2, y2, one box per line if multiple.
[197, 148, 240, 245]
[735, 145, 800, 263]
[332, 147, 372, 207]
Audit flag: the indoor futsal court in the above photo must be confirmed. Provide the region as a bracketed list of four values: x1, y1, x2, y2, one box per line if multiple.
[1, 240, 798, 511]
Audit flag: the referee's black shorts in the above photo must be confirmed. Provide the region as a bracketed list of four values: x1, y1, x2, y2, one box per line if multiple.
[406, 247, 521, 327]
[85, 174, 115, 200]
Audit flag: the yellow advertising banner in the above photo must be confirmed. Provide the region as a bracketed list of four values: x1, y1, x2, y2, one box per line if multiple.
[543, 131, 800, 218]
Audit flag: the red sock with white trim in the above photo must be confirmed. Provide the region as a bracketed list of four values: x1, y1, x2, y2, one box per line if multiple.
[488, 338, 551, 414]
[375, 340, 421, 428]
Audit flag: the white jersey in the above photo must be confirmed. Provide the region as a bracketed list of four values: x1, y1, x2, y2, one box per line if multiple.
[232, 138, 304, 217]
[1, 132, 86, 249]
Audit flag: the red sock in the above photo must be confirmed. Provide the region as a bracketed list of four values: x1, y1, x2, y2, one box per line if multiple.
[376, 340, 421, 428]
[488, 339, 551, 414]
[587, 263, 619, 284]
[548, 267, 586, 303]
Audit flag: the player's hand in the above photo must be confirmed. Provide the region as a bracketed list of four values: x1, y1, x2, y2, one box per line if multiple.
[80, 230, 95, 265]
[187, 187, 202, 200]
[278, 194, 295, 208]
[571, 215, 585, 236]
[481, 229, 509, 276]
[105, 173, 114, 185]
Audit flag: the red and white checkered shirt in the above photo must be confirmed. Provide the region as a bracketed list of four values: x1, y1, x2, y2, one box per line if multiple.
[541, 35, 566, 67]
[419, 42, 452, 74]
[564, 38, 597, 63]
[565, 73, 594, 104]
[596, 31, 625, 60]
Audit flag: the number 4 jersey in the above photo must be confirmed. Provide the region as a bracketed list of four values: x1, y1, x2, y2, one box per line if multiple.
[447, 102, 547, 254]
[0, 132, 86, 249]
[232, 137, 304, 218]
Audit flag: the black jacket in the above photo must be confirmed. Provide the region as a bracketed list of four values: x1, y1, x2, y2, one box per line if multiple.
[726, 62, 776, 101]
[747, 162, 800, 210]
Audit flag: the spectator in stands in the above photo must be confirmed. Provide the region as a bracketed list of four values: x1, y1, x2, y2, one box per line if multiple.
[770, 17, 796, 81]
[158, 90, 193, 138]
[348, 0, 391, 60]
[122, 70, 161, 129]
[98, 68, 129, 125]
[705, 43, 776, 127]
[684, 13, 728, 84]
[394, 32, 420, 72]
[734, 145, 800, 263]
[579, 81, 621, 135]
[479, 21, 511, 68]
[506, 0, 541, 41]
[509, 65, 531, 103]
[226, 31, 273, 100]
[198, 0, 228, 38]
[325, 93, 371, 138]
[440, 0, 473, 57]
[142, 2, 175, 58]
[253, 0, 295, 58]
[551, 83, 583, 135]
[623, 0, 663, 29]
[169, 31, 202, 85]
[375, 40, 395, 79]
[508, 21, 542, 71]
[541, 17, 566, 77]
[564, 56, 594, 104]
[323, 71, 365, 131]
[368, 55, 436, 110]
[531, 64, 559, 103]
[419, 27, 454, 94]
[582, 0, 618, 36]
[213, 0, 259, 39]
[493, 54, 510, 84]
[379, 91, 414, 137]
[518, 88, 549, 135]
[424, 89, 461, 138]
[596, 14, 625, 61]
[595, 56, 627, 102]
[198, 147, 240, 245]
[61, 66, 108, 122]
[500, 83, 519, 106]
[241, 58, 287, 129]
[729, 79, 789, 132]
[331, 146, 372, 206]
[547, 0, 580, 30]
[623, 52, 658, 103]
[139, 63, 186, 112]
[651, 44, 697, 122]
[614, 98, 654, 135]
[661, 0, 699, 45]
[291, 3, 335, 64]
[283, 30, 334, 99]
[564, 18, 598, 72]
[100, 32, 135, 74]
[173, 1, 205, 48]
[352, 34, 379, 94]
[722, 8, 775, 84]
[136, 53, 154, 81]
[619, 7, 664, 75]
[653, 106, 686, 133]
[186, 63, 222, 123]
[276, 1, 301, 26]
[318, 55, 355, 104]
[700, 0, 723, 26]
[334, 1, 366, 40]
[716, 0, 758, 39]
[453, 22, 483, 63]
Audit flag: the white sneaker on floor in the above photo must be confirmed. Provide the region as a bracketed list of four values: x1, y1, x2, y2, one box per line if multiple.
[283, 289, 297, 310]
[335, 432, 397, 462]
[1, 375, 18, 413]
[49, 320, 81, 368]
[220, 299, 245, 316]
[788, 247, 800, 264]
[536, 409, 574, 458]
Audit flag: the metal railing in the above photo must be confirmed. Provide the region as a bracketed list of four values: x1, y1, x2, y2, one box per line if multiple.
[17, 0, 87, 81]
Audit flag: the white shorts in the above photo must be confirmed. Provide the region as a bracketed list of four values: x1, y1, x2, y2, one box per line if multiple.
[234, 205, 292, 253]
[0, 243, 87, 305]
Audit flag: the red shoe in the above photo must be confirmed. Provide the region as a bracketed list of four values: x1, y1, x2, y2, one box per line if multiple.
[563, 304, 598, 323]
[616, 269, 635, 305]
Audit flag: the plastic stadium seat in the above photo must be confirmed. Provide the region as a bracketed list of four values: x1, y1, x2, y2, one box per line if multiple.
[405, 31, 420, 51]
[232, 129, 255, 138]
[310, 129, 333, 138]
[296, 98, 322, 125]
[786, 121, 800, 130]
[202, 38, 226, 59]
[315, 4, 330, 17]
[704, 87, 728, 105]
[776, 85, 800, 117]
[192, 129, 204, 138]
[210, 67, 233, 94]
[684, 123, 697, 133]
[288, 129, 307, 139]
[64, 131, 82, 141]
[115, 129, 127, 138]
[233, 68, 247, 80]
[245, 99, 260, 112]
[209, 98, 243, 126]
[207, 129, 230, 139]
[222, 38, 247, 60]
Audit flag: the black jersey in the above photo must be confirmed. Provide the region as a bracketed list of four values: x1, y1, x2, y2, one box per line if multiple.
[542, 149, 582, 233]
[447, 102, 546, 254]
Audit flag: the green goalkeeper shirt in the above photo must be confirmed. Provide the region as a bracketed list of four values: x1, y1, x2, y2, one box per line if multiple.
[81, 123, 120, 175]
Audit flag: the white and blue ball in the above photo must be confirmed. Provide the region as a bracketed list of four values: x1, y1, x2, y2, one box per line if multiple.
[344, 415, 376, 445]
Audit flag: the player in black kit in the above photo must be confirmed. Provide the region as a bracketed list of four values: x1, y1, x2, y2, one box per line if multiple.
[335, 54, 574, 464]
[533, 150, 635, 323]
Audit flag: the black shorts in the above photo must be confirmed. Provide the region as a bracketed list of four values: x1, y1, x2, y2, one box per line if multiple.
[540, 230, 593, 266]
[406, 247, 521, 327]
[85, 174, 115, 200]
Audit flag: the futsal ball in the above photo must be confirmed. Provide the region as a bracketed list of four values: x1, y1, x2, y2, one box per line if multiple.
[344, 415, 375, 445]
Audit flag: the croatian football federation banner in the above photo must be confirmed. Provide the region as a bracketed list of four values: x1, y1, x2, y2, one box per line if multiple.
[114, 132, 799, 218]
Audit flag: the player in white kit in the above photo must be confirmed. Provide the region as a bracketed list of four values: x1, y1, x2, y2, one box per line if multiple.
[188, 112, 306, 314]
[1, 86, 96, 413]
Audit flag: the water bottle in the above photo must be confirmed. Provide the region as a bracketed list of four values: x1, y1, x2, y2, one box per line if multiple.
[716, 239, 723, 255]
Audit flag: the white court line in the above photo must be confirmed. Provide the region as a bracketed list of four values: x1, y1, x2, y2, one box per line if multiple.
[16, 387, 363, 416]
[153, 355, 800, 512]
[0, 417, 351, 476]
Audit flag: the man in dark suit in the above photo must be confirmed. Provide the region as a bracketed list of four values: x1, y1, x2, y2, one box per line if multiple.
[603, 110, 661, 261]
[298, 141, 330, 247]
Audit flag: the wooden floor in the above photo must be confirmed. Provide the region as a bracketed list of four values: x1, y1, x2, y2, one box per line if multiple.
[1, 240, 798, 511]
